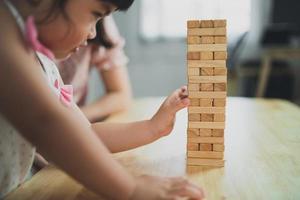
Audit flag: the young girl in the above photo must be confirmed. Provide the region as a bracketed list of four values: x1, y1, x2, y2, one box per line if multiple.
[0, 0, 205, 199]
[57, 16, 132, 123]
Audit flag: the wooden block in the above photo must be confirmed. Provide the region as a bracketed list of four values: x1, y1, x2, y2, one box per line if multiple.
[188, 113, 201, 121]
[187, 52, 200, 60]
[187, 151, 224, 159]
[187, 143, 199, 151]
[188, 60, 226, 68]
[214, 36, 227, 44]
[199, 51, 213, 60]
[187, 158, 225, 167]
[190, 98, 199, 106]
[212, 129, 224, 137]
[214, 67, 227, 75]
[199, 129, 212, 137]
[188, 28, 226, 36]
[201, 68, 214, 76]
[187, 20, 200, 28]
[213, 20, 226, 28]
[214, 83, 227, 91]
[201, 114, 214, 122]
[213, 99, 226, 107]
[214, 51, 227, 60]
[200, 83, 213, 91]
[214, 114, 225, 122]
[187, 36, 200, 44]
[188, 107, 225, 114]
[200, 36, 214, 44]
[189, 75, 227, 84]
[188, 83, 200, 91]
[189, 91, 227, 98]
[200, 20, 214, 28]
[188, 68, 200, 76]
[188, 128, 200, 137]
[199, 144, 212, 151]
[189, 122, 225, 129]
[188, 44, 227, 52]
[199, 98, 213, 107]
[213, 144, 225, 152]
[189, 137, 224, 144]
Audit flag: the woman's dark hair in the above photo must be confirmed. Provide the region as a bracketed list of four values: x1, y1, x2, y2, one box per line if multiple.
[90, 0, 135, 48]
[88, 20, 113, 48]
[28, 0, 134, 48]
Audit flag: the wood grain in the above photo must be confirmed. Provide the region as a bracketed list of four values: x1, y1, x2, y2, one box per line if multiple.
[5, 97, 300, 200]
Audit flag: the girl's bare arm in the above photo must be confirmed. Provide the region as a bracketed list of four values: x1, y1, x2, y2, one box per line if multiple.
[91, 87, 189, 153]
[91, 120, 155, 153]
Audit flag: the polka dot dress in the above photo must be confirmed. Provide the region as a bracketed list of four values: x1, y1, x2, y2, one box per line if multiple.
[0, 53, 64, 198]
[0, 119, 35, 198]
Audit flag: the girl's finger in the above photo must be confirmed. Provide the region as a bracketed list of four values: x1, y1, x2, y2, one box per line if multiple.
[179, 86, 188, 99]
[169, 177, 205, 199]
[181, 85, 187, 92]
[170, 184, 205, 200]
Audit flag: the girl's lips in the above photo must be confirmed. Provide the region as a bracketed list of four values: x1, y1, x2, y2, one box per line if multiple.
[71, 41, 87, 53]
[71, 46, 80, 53]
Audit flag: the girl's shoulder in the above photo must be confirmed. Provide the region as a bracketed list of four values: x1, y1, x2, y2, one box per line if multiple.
[38, 53, 60, 77]
[37, 52, 64, 88]
[0, 1, 35, 66]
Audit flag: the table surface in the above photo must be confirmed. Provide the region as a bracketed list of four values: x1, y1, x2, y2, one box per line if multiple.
[4, 97, 300, 200]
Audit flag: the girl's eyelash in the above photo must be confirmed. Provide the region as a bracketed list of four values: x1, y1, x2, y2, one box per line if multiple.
[93, 12, 103, 19]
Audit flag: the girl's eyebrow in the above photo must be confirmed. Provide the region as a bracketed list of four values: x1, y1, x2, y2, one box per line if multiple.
[96, 1, 114, 16]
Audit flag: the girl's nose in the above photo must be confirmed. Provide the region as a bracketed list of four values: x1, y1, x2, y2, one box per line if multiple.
[88, 25, 97, 40]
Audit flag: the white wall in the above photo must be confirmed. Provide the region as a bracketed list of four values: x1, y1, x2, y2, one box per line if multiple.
[113, 1, 187, 97]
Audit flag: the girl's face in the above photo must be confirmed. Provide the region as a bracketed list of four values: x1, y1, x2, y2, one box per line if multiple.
[37, 0, 116, 59]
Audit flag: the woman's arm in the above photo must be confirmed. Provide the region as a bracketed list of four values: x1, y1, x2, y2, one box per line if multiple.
[81, 65, 132, 122]
[0, 8, 135, 199]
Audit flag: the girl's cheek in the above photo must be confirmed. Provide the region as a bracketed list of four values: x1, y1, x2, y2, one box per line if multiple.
[69, 27, 86, 43]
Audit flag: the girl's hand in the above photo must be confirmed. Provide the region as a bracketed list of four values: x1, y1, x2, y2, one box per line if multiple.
[150, 86, 189, 138]
[130, 175, 205, 200]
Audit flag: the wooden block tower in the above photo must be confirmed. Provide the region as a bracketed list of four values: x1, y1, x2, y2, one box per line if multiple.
[186, 19, 227, 167]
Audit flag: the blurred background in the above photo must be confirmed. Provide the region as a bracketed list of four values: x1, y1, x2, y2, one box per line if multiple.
[88, 0, 300, 105]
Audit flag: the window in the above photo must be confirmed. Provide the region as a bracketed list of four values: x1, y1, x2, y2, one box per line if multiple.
[140, 0, 251, 40]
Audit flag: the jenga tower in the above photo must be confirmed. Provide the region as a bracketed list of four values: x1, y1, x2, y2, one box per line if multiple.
[186, 19, 227, 167]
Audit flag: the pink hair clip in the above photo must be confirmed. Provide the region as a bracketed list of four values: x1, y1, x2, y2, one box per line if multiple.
[25, 16, 55, 60]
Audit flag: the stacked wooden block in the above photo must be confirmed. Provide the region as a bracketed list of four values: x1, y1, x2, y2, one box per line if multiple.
[186, 19, 227, 167]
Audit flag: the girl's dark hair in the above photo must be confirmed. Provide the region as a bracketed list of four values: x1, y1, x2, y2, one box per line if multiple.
[28, 0, 134, 48]
[102, 0, 134, 11]
[28, 0, 68, 24]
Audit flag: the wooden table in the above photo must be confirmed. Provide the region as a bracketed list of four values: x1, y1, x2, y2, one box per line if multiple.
[4, 97, 300, 200]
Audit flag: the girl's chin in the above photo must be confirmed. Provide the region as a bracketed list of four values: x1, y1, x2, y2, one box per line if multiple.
[54, 47, 80, 60]
[54, 51, 72, 60]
